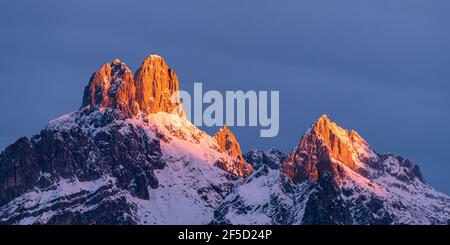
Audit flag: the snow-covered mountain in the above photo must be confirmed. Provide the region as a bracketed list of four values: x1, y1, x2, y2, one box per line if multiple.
[0, 55, 250, 224]
[215, 115, 450, 224]
[0, 55, 449, 224]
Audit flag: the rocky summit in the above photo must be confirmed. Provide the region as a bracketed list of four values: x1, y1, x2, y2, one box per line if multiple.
[215, 115, 449, 225]
[82, 55, 183, 118]
[214, 125, 253, 178]
[0, 55, 449, 225]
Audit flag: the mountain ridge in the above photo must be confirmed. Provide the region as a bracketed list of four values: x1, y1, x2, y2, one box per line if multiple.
[0, 55, 449, 225]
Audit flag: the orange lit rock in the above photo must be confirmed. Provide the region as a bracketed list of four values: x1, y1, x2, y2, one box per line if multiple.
[311, 115, 356, 169]
[134, 55, 183, 116]
[82, 59, 139, 118]
[282, 115, 376, 183]
[82, 55, 183, 118]
[214, 125, 253, 177]
[81, 55, 251, 179]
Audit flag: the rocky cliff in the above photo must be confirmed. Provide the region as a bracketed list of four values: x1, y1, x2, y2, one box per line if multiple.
[214, 115, 449, 225]
[0, 55, 250, 224]
[214, 125, 252, 177]
[0, 55, 449, 225]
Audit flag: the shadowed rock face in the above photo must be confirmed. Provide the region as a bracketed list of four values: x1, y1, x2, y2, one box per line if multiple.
[302, 174, 353, 225]
[1, 55, 186, 222]
[277, 115, 426, 225]
[213, 115, 446, 225]
[82, 55, 183, 118]
[244, 148, 285, 171]
[1, 55, 447, 225]
[0, 115, 165, 209]
[214, 125, 253, 177]
[0, 54, 251, 224]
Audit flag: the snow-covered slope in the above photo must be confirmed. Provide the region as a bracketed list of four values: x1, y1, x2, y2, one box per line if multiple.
[214, 116, 450, 225]
[0, 56, 250, 224]
[0, 109, 247, 224]
[0, 55, 449, 225]
[213, 149, 312, 225]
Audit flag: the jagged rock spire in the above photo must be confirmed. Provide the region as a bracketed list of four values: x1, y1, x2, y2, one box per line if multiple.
[82, 59, 138, 117]
[134, 55, 183, 116]
[214, 124, 243, 158]
[282, 115, 378, 183]
[82, 55, 183, 117]
[283, 114, 424, 184]
[214, 125, 253, 177]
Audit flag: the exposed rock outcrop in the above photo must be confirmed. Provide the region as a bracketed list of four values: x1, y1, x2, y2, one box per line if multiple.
[134, 55, 183, 116]
[82, 59, 139, 118]
[82, 55, 183, 118]
[214, 125, 253, 177]
[214, 115, 448, 225]
[1, 55, 448, 225]
[282, 115, 424, 185]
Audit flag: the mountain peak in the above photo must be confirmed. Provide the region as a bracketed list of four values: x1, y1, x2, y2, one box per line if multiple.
[214, 125, 242, 157]
[138, 55, 169, 73]
[219, 124, 229, 131]
[147, 54, 163, 59]
[310, 114, 340, 135]
[283, 115, 378, 183]
[81, 59, 138, 117]
[214, 126, 253, 177]
[317, 114, 330, 122]
[112, 58, 122, 64]
[81, 54, 183, 117]
[135, 55, 183, 116]
[309, 115, 366, 151]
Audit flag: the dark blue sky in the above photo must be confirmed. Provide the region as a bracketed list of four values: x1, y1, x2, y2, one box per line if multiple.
[1, 0, 449, 194]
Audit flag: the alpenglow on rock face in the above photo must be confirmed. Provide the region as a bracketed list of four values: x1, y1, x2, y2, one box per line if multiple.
[214, 125, 253, 177]
[82, 55, 183, 118]
[214, 115, 449, 225]
[282, 114, 424, 184]
[1, 55, 449, 225]
[0, 55, 248, 224]
[134, 55, 183, 116]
